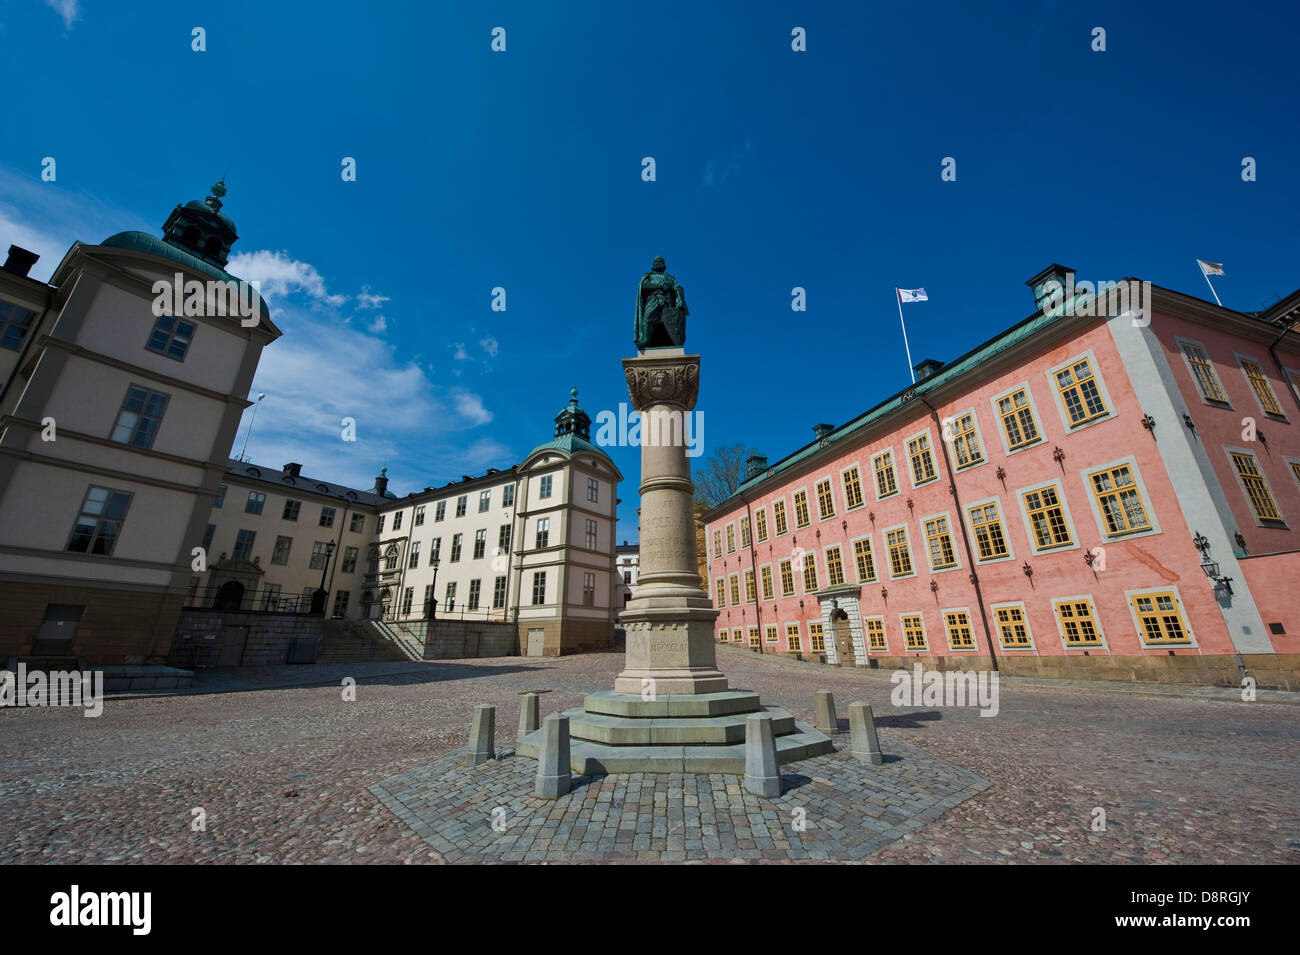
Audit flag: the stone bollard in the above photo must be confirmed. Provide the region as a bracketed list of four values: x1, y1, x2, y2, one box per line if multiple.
[815, 690, 837, 734]
[535, 713, 571, 799]
[518, 692, 540, 738]
[468, 703, 496, 766]
[848, 701, 884, 765]
[742, 713, 782, 797]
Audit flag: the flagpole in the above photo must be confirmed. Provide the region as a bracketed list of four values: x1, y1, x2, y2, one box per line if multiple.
[1198, 263, 1223, 307]
[896, 288, 916, 384]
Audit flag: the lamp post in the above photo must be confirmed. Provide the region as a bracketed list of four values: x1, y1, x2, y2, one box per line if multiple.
[312, 539, 335, 614]
[430, 557, 440, 620]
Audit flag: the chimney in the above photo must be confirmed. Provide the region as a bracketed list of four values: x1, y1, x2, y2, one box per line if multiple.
[283, 462, 302, 477]
[745, 454, 768, 480]
[2, 245, 39, 278]
[1026, 263, 1076, 314]
[912, 358, 944, 380]
[812, 423, 834, 441]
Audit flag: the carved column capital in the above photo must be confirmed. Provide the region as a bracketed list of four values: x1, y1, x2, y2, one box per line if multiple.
[623, 354, 700, 411]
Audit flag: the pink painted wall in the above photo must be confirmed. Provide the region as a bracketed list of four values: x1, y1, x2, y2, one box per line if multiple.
[1238, 550, 1300, 645]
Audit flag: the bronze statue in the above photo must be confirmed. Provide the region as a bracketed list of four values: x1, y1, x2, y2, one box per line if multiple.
[634, 256, 688, 349]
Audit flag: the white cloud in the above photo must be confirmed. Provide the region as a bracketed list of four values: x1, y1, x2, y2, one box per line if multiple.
[367, 314, 387, 334]
[451, 391, 493, 427]
[44, 0, 80, 28]
[451, 342, 469, 361]
[226, 249, 347, 308]
[356, 285, 389, 309]
[479, 336, 499, 358]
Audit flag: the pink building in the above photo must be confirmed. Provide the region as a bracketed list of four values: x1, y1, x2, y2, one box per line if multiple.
[702, 265, 1300, 689]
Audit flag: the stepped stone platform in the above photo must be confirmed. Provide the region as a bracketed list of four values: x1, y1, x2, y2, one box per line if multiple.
[516, 690, 834, 775]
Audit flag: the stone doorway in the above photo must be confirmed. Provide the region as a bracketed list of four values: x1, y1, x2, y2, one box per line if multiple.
[831, 609, 856, 667]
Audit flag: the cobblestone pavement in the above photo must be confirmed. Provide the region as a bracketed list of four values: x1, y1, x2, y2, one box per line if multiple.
[1, 647, 1297, 863]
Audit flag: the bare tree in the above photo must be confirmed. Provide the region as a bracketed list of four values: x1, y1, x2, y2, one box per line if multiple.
[693, 443, 757, 509]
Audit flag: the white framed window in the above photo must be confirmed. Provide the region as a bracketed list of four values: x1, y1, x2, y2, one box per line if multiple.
[1080, 456, 1161, 541]
[990, 382, 1046, 455]
[942, 408, 986, 470]
[1124, 586, 1196, 648]
[941, 607, 977, 651]
[921, 511, 960, 572]
[963, 496, 1015, 564]
[66, 485, 133, 556]
[1236, 353, 1288, 419]
[1047, 349, 1114, 431]
[1176, 337, 1231, 407]
[883, 523, 916, 579]
[990, 601, 1035, 650]
[872, 449, 899, 500]
[906, 429, 939, 487]
[1016, 478, 1080, 554]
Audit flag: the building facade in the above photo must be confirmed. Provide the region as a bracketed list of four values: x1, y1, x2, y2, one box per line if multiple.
[702, 265, 1300, 687]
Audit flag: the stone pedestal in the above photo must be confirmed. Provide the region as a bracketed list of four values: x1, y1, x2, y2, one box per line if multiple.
[615, 349, 726, 696]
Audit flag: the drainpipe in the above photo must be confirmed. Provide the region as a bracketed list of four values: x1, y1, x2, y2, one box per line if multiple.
[1266, 315, 1300, 413]
[742, 495, 763, 654]
[920, 396, 999, 671]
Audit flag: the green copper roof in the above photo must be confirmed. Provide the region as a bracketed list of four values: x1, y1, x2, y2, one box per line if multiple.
[184, 199, 237, 234]
[527, 432, 612, 462]
[99, 231, 270, 319]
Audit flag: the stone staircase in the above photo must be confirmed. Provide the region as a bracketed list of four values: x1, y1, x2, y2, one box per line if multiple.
[376, 620, 426, 661]
[318, 618, 408, 663]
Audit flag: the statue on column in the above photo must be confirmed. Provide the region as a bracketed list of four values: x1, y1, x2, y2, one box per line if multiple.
[634, 256, 688, 350]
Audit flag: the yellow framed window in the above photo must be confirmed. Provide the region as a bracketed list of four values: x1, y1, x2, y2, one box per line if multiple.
[729, 574, 740, 605]
[765, 624, 779, 644]
[1231, 451, 1282, 521]
[968, 502, 1008, 560]
[773, 499, 788, 535]
[732, 628, 743, 644]
[865, 617, 887, 652]
[924, 516, 957, 569]
[802, 551, 818, 592]
[793, 490, 811, 527]
[1089, 464, 1151, 536]
[842, 466, 864, 509]
[854, 537, 877, 582]
[1181, 341, 1227, 403]
[1131, 591, 1191, 645]
[874, 451, 898, 497]
[744, 569, 756, 603]
[1055, 357, 1108, 426]
[1023, 486, 1072, 548]
[997, 388, 1040, 449]
[740, 516, 751, 547]
[719, 630, 728, 643]
[902, 614, 927, 651]
[809, 622, 826, 652]
[726, 524, 736, 553]
[786, 623, 802, 652]
[944, 610, 974, 649]
[950, 412, 984, 468]
[1241, 358, 1285, 416]
[712, 530, 722, 557]
[1290, 460, 1300, 492]
[715, 578, 726, 607]
[825, 545, 846, 586]
[755, 508, 768, 542]
[779, 558, 795, 596]
[995, 606, 1032, 648]
[760, 564, 774, 600]
[748, 626, 760, 648]
[908, 434, 937, 484]
[887, 527, 914, 576]
[816, 479, 835, 520]
[1054, 598, 1103, 647]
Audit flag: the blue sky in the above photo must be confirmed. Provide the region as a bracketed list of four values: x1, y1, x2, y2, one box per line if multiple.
[4, 0, 1297, 542]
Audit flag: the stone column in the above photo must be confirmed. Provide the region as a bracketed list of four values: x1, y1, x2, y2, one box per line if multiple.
[615, 349, 726, 695]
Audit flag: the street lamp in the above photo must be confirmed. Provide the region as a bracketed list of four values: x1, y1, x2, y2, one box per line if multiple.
[312, 539, 335, 614]
[430, 557, 440, 620]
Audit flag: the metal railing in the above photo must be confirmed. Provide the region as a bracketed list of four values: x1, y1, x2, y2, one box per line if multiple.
[183, 585, 322, 615]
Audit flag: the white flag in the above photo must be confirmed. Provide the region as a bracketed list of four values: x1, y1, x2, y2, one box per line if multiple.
[898, 288, 928, 303]
[1197, 259, 1224, 277]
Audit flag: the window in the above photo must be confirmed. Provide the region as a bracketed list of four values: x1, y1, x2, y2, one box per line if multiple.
[232, 529, 256, 561]
[874, 451, 898, 497]
[853, 537, 877, 582]
[261, 583, 281, 611]
[908, 434, 937, 484]
[755, 508, 768, 542]
[949, 413, 984, 468]
[333, 590, 350, 617]
[282, 499, 301, 521]
[535, 518, 550, 549]
[1181, 341, 1228, 403]
[995, 606, 1032, 648]
[825, 545, 845, 587]
[765, 624, 779, 644]
[583, 573, 595, 606]
[715, 578, 726, 607]
[760, 565, 774, 600]
[392, 511, 403, 530]
[944, 610, 974, 649]
[430, 537, 441, 563]
[245, 491, 266, 515]
[468, 579, 482, 611]
[1054, 598, 1103, 647]
[320, 507, 336, 528]
[997, 388, 1041, 450]
[201, 524, 215, 552]
[842, 466, 864, 509]
[740, 516, 751, 547]
[968, 502, 1009, 560]
[744, 569, 756, 603]
[0, 300, 37, 351]
[445, 581, 457, 611]
[474, 528, 486, 559]
[866, 618, 887, 652]
[455, 495, 467, 517]
[1022, 485, 1072, 549]
[341, 546, 358, 573]
[1089, 464, 1152, 536]
[539, 476, 552, 500]
[773, 500, 788, 535]
[924, 516, 957, 569]
[502, 485, 515, 507]
[886, 527, 913, 577]
[816, 479, 835, 519]
[377, 515, 386, 534]
[309, 540, 331, 570]
[726, 524, 736, 553]
[786, 624, 802, 653]
[271, 535, 292, 565]
[499, 524, 512, 553]
[1230, 451, 1283, 522]
[435, 501, 446, 522]
[1055, 357, 1108, 426]
[713, 530, 722, 557]
[145, 314, 196, 360]
[350, 514, 365, 534]
[493, 576, 507, 609]
[450, 533, 463, 562]
[793, 490, 811, 527]
[733, 628, 744, 644]
[809, 622, 826, 652]
[66, 486, 132, 556]
[587, 478, 599, 503]
[401, 587, 414, 616]
[414, 505, 425, 526]
[729, 574, 740, 605]
[214, 485, 227, 508]
[531, 572, 546, 605]
[1240, 357, 1285, 416]
[1291, 460, 1300, 493]
[779, 558, 795, 596]
[367, 548, 379, 574]
[110, 385, 168, 449]
[902, 614, 927, 651]
[384, 544, 399, 570]
[479, 490, 491, 512]
[748, 626, 760, 648]
[409, 540, 421, 568]
[801, 551, 818, 592]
